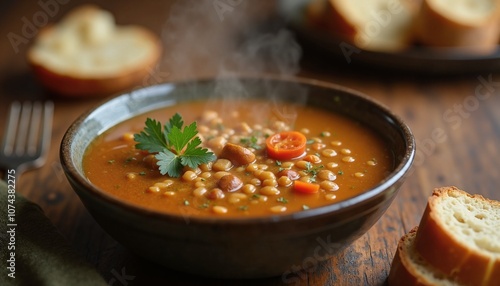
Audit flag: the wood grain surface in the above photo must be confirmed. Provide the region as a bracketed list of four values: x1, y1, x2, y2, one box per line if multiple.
[1, 1, 499, 285]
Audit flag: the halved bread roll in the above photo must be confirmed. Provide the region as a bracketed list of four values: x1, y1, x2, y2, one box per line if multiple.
[414, 186, 500, 286]
[326, 0, 421, 52]
[388, 227, 461, 286]
[27, 5, 162, 97]
[413, 0, 500, 53]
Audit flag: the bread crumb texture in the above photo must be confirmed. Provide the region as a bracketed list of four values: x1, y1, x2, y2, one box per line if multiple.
[329, 0, 418, 51]
[429, 0, 499, 24]
[312, 0, 500, 53]
[434, 187, 500, 257]
[29, 5, 159, 78]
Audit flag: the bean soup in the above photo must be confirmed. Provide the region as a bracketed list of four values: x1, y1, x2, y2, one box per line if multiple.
[84, 99, 394, 217]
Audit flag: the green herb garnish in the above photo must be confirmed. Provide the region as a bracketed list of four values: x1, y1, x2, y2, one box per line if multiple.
[304, 163, 324, 177]
[240, 135, 261, 150]
[134, 113, 216, 177]
[125, 157, 136, 163]
[238, 205, 249, 211]
[251, 194, 261, 200]
[199, 202, 210, 209]
[277, 197, 288, 204]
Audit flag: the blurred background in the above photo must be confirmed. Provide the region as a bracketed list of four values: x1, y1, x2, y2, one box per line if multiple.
[1, 0, 499, 285]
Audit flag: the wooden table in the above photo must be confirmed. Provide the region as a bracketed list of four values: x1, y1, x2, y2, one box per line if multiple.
[1, 1, 499, 285]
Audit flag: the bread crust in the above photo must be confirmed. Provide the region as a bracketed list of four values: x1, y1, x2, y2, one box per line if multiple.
[413, 0, 500, 53]
[324, 0, 358, 41]
[388, 227, 459, 286]
[324, 0, 420, 52]
[306, 0, 500, 53]
[414, 186, 500, 286]
[27, 5, 162, 97]
[389, 227, 433, 286]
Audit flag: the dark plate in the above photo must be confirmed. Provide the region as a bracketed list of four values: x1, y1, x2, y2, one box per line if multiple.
[278, 0, 500, 75]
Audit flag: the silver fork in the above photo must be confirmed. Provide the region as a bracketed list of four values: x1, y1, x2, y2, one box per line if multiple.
[0, 101, 54, 181]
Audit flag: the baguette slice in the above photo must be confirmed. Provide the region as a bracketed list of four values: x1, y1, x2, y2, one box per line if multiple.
[27, 5, 162, 97]
[413, 0, 500, 53]
[414, 186, 500, 286]
[388, 227, 462, 286]
[326, 0, 421, 52]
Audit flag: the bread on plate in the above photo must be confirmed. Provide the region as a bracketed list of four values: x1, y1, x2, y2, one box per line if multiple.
[324, 0, 421, 52]
[305, 0, 500, 54]
[413, 0, 500, 53]
[27, 5, 162, 97]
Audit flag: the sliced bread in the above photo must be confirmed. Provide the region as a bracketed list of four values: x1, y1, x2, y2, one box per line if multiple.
[414, 186, 500, 286]
[326, 0, 421, 52]
[388, 227, 462, 286]
[27, 5, 162, 97]
[413, 0, 500, 53]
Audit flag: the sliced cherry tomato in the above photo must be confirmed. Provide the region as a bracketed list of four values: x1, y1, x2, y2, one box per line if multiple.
[265, 131, 307, 160]
[293, 180, 320, 194]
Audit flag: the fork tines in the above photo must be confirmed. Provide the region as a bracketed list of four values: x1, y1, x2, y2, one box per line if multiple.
[2, 101, 54, 157]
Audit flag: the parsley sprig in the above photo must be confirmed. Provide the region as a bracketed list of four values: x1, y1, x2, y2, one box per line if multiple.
[134, 113, 215, 177]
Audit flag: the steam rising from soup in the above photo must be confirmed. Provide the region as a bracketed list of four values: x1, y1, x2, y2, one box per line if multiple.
[159, 0, 305, 128]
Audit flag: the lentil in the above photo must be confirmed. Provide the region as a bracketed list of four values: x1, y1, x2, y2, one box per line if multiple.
[242, 184, 256, 194]
[122, 132, 135, 141]
[355, 172, 365, 178]
[320, 181, 339, 192]
[163, 191, 176, 197]
[322, 149, 337, 157]
[212, 159, 232, 171]
[212, 206, 228, 214]
[193, 187, 207, 197]
[325, 193, 337, 200]
[260, 186, 280, 196]
[331, 140, 342, 146]
[270, 205, 287, 213]
[277, 176, 292, 187]
[342, 156, 355, 163]
[182, 171, 198, 182]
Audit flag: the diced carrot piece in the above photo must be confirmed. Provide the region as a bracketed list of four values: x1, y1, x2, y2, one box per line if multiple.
[293, 180, 320, 194]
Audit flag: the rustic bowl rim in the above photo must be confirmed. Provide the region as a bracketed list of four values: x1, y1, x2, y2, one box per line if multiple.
[60, 75, 415, 225]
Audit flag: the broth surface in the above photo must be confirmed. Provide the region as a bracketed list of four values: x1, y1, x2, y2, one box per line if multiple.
[84, 99, 393, 217]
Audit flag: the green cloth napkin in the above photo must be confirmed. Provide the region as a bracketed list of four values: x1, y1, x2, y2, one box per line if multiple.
[0, 180, 107, 286]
